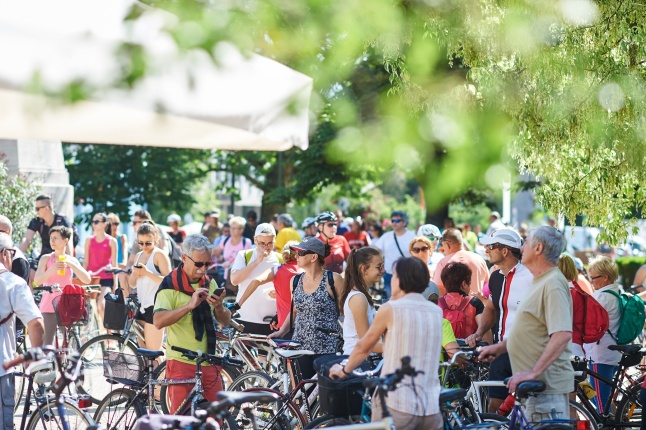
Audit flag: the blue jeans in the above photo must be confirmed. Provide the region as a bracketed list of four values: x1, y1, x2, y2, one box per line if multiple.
[589, 362, 617, 414]
[383, 273, 392, 300]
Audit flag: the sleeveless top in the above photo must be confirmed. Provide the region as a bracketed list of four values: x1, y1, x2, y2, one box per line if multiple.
[87, 236, 112, 280]
[382, 294, 442, 416]
[117, 235, 124, 264]
[39, 253, 73, 313]
[342, 290, 375, 355]
[134, 249, 162, 311]
[292, 270, 338, 354]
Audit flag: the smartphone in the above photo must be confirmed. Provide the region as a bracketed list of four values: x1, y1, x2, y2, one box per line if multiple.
[213, 287, 225, 296]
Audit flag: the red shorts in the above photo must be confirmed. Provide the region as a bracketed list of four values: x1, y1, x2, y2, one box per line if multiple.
[165, 359, 223, 414]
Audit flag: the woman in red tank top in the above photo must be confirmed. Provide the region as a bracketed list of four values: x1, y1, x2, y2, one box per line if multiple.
[82, 212, 117, 325]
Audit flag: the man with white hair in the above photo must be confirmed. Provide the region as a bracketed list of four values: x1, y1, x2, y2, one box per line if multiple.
[0, 215, 29, 283]
[0, 232, 45, 429]
[479, 226, 573, 420]
[230, 223, 283, 335]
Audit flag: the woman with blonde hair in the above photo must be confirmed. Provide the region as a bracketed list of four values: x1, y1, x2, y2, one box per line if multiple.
[409, 236, 440, 301]
[585, 255, 622, 414]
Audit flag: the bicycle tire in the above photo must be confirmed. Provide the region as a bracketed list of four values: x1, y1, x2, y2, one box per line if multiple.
[26, 399, 93, 430]
[79, 302, 100, 345]
[93, 388, 146, 430]
[227, 370, 277, 392]
[304, 416, 352, 428]
[568, 399, 598, 430]
[225, 387, 307, 430]
[77, 334, 142, 404]
[534, 425, 574, 430]
[615, 383, 642, 428]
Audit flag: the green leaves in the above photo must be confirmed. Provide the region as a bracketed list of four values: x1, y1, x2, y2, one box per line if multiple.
[0, 163, 40, 244]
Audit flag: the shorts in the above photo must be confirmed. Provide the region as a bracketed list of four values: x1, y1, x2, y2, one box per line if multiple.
[99, 278, 114, 288]
[136, 306, 154, 324]
[488, 353, 513, 399]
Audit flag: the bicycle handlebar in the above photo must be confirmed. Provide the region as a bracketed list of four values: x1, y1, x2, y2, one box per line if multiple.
[351, 359, 384, 377]
[229, 319, 245, 333]
[439, 350, 479, 368]
[2, 347, 45, 370]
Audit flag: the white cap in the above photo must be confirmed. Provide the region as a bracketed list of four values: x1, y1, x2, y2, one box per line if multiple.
[480, 228, 522, 249]
[167, 213, 181, 223]
[254, 223, 276, 237]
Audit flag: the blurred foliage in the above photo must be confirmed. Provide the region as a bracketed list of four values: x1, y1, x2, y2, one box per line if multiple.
[0, 161, 41, 244]
[47, 0, 646, 244]
[615, 257, 646, 289]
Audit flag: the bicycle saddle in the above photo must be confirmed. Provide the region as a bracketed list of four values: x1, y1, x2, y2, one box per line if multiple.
[274, 348, 316, 358]
[608, 344, 641, 355]
[439, 388, 466, 403]
[216, 390, 280, 405]
[515, 380, 546, 399]
[136, 348, 165, 359]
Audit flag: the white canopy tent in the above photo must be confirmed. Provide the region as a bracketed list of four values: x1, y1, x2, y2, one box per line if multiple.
[0, 0, 312, 151]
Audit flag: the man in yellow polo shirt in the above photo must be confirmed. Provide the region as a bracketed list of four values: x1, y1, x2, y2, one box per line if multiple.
[154, 234, 231, 415]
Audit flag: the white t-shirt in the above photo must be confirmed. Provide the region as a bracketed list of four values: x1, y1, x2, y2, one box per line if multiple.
[231, 249, 281, 324]
[342, 290, 375, 355]
[497, 263, 533, 341]
[374, 230, 416, 274]
[0, 268, 42, 377]
[585, 284, 622, 365]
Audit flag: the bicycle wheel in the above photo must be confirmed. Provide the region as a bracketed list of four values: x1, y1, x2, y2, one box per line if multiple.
[77, 334, 142, 404]
[615, 384, 642, 429]
[26, 399, 93, 430]
[568, 399, 598, 430]
[94, 388, 146, 430]
[225, 388, 306, 430]
[304, 416, 352, 428]
[227, 370, 277, 391]
[222, 362, 243, 390]
[79, 302, 101, 346]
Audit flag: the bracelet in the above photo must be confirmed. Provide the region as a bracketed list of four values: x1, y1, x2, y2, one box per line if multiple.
[342, 365, 351, 375]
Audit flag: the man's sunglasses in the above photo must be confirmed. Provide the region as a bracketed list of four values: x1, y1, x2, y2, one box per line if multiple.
[411, 246, 430, 253]
[185, 254, 211, 268]
[391, 219, 403, 223]
[486, 244, 506, 251]
[325, 223, 337, 228]
[137, 241, 154, 246]
[297, 250, 315, 257]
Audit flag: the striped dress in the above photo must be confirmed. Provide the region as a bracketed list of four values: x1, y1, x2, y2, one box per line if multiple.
[381, 293, 443, 416]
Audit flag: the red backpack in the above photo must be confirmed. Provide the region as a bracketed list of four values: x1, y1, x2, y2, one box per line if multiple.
[438, 293, 477, 339]
[571, 281, 609, 344]
[52, 284, 88, 326]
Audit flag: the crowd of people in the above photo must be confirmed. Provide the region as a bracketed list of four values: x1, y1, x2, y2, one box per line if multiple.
[1, 194, 646, 430]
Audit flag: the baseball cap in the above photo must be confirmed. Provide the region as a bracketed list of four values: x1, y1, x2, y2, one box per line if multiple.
[211, 209, 221, 218]
[282, 240, 299, 253]
[480, 228, 522, 249]
[292, 237, 326, 258]
[490, 211, 501, 219]
[417, 224, 441, 238]
[167, 213, 181, 223]
[254, 223, 276, 237]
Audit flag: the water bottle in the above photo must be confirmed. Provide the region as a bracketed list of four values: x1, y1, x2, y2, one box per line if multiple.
[496, 394, 516, 416]
[57, 255, 66, 276]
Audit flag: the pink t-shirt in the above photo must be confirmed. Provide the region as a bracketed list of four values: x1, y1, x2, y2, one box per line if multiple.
[219, 237, 252, 277]
[434, 250, 489, 296]
[39, 253, 73, 313]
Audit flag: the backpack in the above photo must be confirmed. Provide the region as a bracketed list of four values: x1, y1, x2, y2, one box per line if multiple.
[570, 282, 609, 344]
[53, 284, 88, 326]
[438, 293, 477, 339]
[602, 289, 646, 345]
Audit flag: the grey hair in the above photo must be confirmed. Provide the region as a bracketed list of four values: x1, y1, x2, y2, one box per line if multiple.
[277, 213, 294, 227]
[182, 234, 213, 256]
[528, 226, 565, 264]
[0, 215, 11, 234]
[0, 232, 13, 251]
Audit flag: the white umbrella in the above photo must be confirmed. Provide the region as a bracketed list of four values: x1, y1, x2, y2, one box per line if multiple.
[0, 0, 312, 151]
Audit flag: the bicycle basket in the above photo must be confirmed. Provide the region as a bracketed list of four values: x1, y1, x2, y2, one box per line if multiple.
[52, 294, 89, 327]
[103, 300, 128, 331]
[317, 372, 366, 417]
[103, 350, 143, 385]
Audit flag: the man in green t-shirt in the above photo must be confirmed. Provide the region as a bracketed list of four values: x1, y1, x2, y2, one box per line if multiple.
[479, 226, 573, 421]
[154, 234, 231, 414]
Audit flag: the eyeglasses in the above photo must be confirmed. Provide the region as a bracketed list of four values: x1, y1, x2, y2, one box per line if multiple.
[325, 223, 337, 228]
[1, 248, 16, 259]
[297, 250, 315, 257]
[590, 275, 604, 281]
[257, 240, 274, 248]
[411, 246, 430, 253]
[92, 220, 105, 224]
[391, 219, 403, 223]
[137, 241, 153, 246]
[185, 254, 211, 268]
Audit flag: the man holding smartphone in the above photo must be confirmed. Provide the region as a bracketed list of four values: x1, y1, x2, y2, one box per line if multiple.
[153, 234, 231, 415]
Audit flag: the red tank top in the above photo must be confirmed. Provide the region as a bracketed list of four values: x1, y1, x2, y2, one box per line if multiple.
[273, 261, 299, 326]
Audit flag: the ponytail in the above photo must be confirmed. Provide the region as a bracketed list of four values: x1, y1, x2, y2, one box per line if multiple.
[341, 247, 379, 314]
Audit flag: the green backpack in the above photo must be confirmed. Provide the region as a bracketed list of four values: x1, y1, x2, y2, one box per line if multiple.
[603, 290, 646, 345]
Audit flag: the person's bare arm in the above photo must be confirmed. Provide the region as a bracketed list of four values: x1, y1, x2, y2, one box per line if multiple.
[207, 288, 231, 327]
[507, 331, 571, 392]
[19, 230, 35, 253]
[33, 255, 54, 286]
[120, 235, 129, 268]
[82, 238, 91, 270]
[348, 294, 382, 353]
[467, 299, 496, 346]
[154, 289, 208, 330]
[65, 233, 74, 255]
[67, 257, 92, 284]
[26, 317, 45, 347]
[230, 250, 267, 286]
[238, 270, 274, 306]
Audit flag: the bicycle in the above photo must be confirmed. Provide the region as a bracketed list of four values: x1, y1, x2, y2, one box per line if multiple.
[93, 345, 245, 429]
[572, 344, 644, 428]
[3, 345, 95, 430]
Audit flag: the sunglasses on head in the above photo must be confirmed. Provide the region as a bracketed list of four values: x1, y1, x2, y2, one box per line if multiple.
[411, 245, 430, 253]
[297, 250, 315, 257]
[137, 241, 153, 246]
[185, 254, 211, 268]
